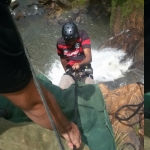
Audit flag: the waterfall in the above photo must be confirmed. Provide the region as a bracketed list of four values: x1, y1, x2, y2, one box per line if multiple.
[45, 48, 133, 85]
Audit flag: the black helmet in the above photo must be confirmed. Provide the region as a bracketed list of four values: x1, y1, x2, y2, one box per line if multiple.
[62, 22, 79, 41]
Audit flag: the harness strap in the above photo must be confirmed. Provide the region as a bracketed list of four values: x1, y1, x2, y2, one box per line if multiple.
[65, 65, 93, 81]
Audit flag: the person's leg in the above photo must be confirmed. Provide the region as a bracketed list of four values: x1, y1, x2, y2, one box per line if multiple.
[82, 76, 95, 84]
[58, 75, 75, 89]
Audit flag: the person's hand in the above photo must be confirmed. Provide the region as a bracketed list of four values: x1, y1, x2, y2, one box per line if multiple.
[72, 63, 80, 70]
[61, 122, 81, 149]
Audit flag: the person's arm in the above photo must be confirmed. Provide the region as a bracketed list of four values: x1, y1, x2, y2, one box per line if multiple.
[1, 78, 81, 149]
[60, 56, 68, 71]
[72, 48, 92, 70]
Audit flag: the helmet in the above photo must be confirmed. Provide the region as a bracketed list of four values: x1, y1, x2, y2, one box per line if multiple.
[62, 22, 79, 41]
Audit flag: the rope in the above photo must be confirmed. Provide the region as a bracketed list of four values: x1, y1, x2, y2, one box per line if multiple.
[24, 47, 65, 150]
[115, 82, 144, 121]
[73, 69, 79, 150]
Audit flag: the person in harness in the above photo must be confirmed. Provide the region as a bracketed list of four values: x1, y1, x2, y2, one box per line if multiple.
[57, 22, 95, 89]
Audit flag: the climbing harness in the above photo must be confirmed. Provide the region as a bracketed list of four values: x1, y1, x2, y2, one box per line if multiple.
[65, 65, 93, 82]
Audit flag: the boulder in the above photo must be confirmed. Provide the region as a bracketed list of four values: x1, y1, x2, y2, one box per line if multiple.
[38, 0, 52, 4]
[0, 118, 90, 150]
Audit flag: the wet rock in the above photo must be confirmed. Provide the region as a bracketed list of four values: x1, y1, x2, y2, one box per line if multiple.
[56, 0, 71, 9]
[10, 1, 20, 10]
[79, 7, 88, 14]
[55, 9, 63, 19]
[72, 8, 80, 15]
[46, 17, 58, 26]
[29, 5, 39, 15]
[54, 3, 61, 11]
[12, 4, 44, 19]
[13, 6, 29, 19]
[75, 15, 81, 23]
[99, 28, 144, 71]
[38, 0, 52, 4]
[105, 6, 111, 16]
[16, 0, 39, 6]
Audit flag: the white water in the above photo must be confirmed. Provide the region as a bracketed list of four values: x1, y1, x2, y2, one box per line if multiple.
[45, 48, 133, 85]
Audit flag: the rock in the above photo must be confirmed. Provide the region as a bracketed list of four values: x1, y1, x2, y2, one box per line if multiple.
[57, 0, 71, 9]
[80, 7, 88, 14]
[10, 1, 20, 10]
[46, 17, 58, 26]
[75, 15, 81, 23]
[13, 6, 30, 19]
[99, 28, 144, 71]
[0, 118, 91, 150]
[38, 0, 52, 4]
[72, 8, 80, 15]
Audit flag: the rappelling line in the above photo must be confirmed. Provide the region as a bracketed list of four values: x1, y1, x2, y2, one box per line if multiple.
[115, 82, 144, 122]
[73, 69, 79, 150]
[74, 69, 78, 125]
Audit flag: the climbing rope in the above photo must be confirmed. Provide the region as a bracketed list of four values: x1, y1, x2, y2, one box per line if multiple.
[115, 82, 144, 122]
[73, 69, 79, 150]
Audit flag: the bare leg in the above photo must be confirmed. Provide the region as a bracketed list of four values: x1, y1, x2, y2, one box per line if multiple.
[59, 75, 75, 89]
[82, 76, 95, 84]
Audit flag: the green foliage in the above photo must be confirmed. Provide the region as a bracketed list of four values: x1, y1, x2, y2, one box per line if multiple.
[71, 0, 87, 8]
[110, 0, 144, 30]
[114, 131, 128, 150]
[79, 0, 86, 5]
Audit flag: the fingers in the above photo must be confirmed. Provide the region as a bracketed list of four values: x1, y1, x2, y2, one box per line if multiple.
[72, 64, 80, 70]
[68, 143, 74, 149]
[61, 122, 81, 149]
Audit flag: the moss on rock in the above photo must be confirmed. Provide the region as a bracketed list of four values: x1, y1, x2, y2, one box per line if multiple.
[110, 0, 144, 33]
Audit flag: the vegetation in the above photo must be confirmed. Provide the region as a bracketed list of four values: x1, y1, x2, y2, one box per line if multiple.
[110, 0, 144, 31]
[71, 0, 87, 8]
[114, 131, 128, 150]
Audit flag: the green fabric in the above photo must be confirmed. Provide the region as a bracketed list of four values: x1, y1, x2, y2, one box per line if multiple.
[0, 74, 116, 150]
[0, 95, 31, 123]
[145, 92, 150, 111]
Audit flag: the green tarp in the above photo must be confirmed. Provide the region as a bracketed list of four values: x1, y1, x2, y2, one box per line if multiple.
[145, 92, 150, 110]
[0, 74, 116, 150]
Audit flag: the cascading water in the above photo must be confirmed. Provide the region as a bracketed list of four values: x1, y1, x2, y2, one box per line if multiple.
[46, 48, 133, 85]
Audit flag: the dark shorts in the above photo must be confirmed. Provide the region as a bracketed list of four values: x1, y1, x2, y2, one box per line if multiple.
[0, 3, 32, 93]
